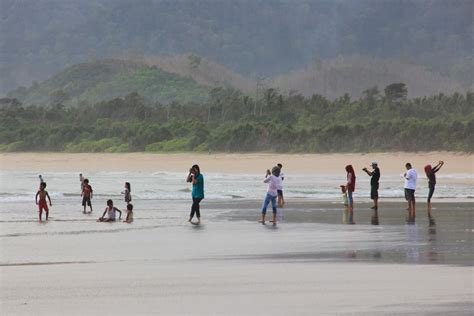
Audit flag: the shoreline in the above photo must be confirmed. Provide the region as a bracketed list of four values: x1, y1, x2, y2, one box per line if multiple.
[1, 151, 472, 173]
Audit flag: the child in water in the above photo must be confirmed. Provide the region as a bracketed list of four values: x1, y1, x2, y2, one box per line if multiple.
[35, 182, 52, 221]
[123, 204, 134, 223]
[340, 185, 349, 224]
[98, 200, 122, 222]
[81, 179, 93, 213]
[122, 182, 132, 205]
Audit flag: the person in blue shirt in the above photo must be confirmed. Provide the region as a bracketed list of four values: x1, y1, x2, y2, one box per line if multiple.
[186, 164, 204, 224]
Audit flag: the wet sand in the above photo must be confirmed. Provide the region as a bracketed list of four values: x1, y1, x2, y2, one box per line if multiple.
[1, 152, 472, 174]
[1, 199, 473, 315]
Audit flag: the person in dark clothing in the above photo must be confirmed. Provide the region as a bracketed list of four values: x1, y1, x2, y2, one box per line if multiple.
[424, 161, 444, 225]
[363, 162, 381, 210]
[186, 164, 204, 224]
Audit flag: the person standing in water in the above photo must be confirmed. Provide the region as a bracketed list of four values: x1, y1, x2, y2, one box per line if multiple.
[363, 162, 381, 210]
[345, 165, 356, 224]
[79, 173, 85, 191]
[122, 182, 132, 205]
[276, 163, 285, 208]
[186, 164, 204, 224]
[260, 166, 281, 225]
[81, 179, 93, 214]
[35, 182, 52, 221]
[424, 161, 444, 226]
[403, 162, 418, 223]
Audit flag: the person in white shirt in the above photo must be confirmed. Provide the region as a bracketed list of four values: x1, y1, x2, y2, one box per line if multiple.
[260, 166, 281, 225]
[276, 163, 285, 208]
[403, 162, 417, 223]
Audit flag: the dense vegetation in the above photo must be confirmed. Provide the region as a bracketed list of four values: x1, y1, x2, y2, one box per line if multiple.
[7, 60, 210, 106]
[1, 85, 473, 153]
[1, 0, 472, 94]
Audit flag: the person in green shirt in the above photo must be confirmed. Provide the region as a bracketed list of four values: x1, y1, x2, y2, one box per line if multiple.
[186, 164, 204, 224]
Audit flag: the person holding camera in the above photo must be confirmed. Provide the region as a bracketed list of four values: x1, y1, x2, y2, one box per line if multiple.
[424, 160, 444, 225]
[260, 166, 282, 225]
[186, 164, 204, 224]
[363, 162, 380, 210]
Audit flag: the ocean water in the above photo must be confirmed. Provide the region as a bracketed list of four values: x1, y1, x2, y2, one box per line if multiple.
[0, 171, 473, 267]
[1, 170, 473, 203]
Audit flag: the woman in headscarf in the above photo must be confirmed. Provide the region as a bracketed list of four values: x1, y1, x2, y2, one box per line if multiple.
[345, 165, 356, 224]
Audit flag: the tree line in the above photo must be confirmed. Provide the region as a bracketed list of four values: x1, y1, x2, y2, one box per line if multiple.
[1, 84, 473, 153]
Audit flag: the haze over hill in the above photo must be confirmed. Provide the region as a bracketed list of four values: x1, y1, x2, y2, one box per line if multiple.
[6, 56, 467, 105]
[1, 0, 472, 94]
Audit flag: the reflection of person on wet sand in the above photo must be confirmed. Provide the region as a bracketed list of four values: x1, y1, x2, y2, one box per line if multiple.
[424, 161, 444, 226]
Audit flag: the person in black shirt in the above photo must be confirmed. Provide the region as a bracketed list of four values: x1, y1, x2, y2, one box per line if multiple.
[424, 160, 444, 225]
[363, 162, 380, 210]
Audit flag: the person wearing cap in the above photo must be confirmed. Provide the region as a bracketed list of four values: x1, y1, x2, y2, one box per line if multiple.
[363, 162, 381, 210]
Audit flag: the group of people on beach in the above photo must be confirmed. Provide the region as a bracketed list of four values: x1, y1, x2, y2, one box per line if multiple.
[339, 160, 444, 226]
[35, 160, 444, 226]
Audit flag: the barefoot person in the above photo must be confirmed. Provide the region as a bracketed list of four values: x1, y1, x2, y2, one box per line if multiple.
[363, 162, 381, 210]
[340, 185, 349, 224]
[424, 160, 444, 225]
[186, 164, 204, 224]
[81, 179, 93, 213]
[276, 163, 285, 208]
[98, 199, 122, 222]
[260, 166, 281, 225]
[345, 165, 356, 224]
[122, 182, 132, 205]
[35, 182, 52, 221]
[403, 163, 418, 223]
[123, 203, 134, 223]
[79, 173, 85, 191]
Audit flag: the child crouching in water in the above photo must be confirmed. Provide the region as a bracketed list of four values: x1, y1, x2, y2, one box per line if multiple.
[340, 185, 349, 224]
[260, 166, 281, 225]
[98, 200, 122, 222]
[123, 204, 134, 223]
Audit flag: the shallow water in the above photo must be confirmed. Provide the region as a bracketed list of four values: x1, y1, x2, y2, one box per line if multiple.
[1, 171, 473, 267]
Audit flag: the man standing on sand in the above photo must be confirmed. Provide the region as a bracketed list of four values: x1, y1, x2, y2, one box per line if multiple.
[403, 162, 417, 223]
[363, 162, 380, 210]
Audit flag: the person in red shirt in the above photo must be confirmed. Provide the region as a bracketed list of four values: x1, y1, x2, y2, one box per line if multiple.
[345, 165, 356, 224]
[81, 179, 93, 213]
[35, 182, 52, 221]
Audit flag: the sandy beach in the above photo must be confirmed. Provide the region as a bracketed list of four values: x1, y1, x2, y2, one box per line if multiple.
[1, 153, 473, 315]
[1, 152, 472, 174]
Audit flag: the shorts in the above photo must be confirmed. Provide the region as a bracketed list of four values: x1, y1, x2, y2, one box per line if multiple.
[38, 201, 49, 212]
[82, 197, 92, 207]
[277, 190, 283, 197]
[347, 190, 353, 204]
[370, 184, 379, 200]
[404, 189, 415, 201]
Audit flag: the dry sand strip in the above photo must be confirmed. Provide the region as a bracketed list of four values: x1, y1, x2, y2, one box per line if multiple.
[1, 261, 472, 315]
[1, 152, 473, 174]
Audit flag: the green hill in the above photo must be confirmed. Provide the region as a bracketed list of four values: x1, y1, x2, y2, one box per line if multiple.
[7, 60, 211, 105]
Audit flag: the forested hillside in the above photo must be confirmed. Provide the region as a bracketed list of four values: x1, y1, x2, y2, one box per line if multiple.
[1, 87, 472, 153]
[1, 0, 471, 93]
[6, 57, 467, 105]
[7, 60, 211, 105]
